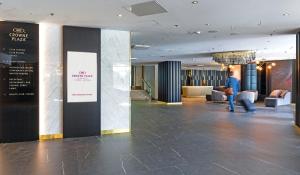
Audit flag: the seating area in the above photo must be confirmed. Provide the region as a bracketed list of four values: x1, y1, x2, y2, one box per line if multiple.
[201, 86, 292, 109]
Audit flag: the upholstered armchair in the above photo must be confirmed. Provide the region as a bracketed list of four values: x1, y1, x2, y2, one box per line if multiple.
[211, 90, 227, 102]
[264, 90, 291, 107]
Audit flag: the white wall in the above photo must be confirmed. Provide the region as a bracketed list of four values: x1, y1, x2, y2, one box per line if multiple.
[39, 24, 131, 136]
[101, 29, 131, 131]
[143, 65, 158, 99]
[134, 65, 143, 87]
[39, 23, 63, 136]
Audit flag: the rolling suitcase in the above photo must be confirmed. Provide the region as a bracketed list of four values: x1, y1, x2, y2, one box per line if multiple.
[240, 99, 256, 112]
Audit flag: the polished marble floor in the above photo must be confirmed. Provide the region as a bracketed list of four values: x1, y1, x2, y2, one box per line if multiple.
[0, 101, 300, 175]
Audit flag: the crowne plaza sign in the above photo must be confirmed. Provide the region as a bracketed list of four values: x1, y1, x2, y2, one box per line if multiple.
[9, 27, 29, 42]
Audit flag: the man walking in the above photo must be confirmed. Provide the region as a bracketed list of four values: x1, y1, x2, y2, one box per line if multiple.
[225, 71, 239, 112]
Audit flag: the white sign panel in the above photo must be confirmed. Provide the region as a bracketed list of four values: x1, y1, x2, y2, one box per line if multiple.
[67, 51, 97, 103]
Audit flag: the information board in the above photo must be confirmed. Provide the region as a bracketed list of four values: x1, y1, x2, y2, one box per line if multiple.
[67, 51, 97, 103]
[0, 21, 39, 142]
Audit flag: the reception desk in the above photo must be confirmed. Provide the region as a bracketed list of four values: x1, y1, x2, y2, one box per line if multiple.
[182, 86, 213, 97]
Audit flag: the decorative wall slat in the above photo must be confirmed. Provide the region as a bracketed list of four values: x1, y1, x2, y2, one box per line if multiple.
[181, 70, 227, 87]
[158, 61, 181, 103]
[241, 64, 257, 91]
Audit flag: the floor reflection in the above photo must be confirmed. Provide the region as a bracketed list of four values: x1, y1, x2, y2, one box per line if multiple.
[0, 101, 299, 175]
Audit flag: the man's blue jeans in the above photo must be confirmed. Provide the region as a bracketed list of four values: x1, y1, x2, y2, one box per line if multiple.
[228, 95, 235, 111]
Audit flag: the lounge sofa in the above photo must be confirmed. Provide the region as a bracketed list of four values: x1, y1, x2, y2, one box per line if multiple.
[264, 90, 291, 107]
[211, 90, 227, 102]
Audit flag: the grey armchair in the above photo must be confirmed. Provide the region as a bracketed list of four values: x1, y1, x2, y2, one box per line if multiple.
[264, 91, 291, 107]
[211, 90, 227, 102]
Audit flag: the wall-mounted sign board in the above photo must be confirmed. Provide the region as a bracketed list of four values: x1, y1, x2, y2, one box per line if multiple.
[0, 21, 39, 143]
[63, 26, 101, 138]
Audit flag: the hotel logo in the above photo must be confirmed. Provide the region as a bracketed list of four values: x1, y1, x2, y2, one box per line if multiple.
[72, 71, 93, 81]
[9, 27, 29, 42]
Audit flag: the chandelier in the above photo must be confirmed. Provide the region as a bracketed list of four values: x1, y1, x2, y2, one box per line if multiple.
[256, 60, 276, 71]
[212, 50, 256, 65]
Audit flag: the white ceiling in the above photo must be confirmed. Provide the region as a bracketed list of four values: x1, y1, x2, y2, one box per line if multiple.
[0, 0, 299, 65]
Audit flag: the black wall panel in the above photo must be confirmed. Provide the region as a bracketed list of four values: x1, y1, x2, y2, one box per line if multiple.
[158, 61, 181, 103]
[63, 26, 101, 138]
[296, 32, 300, 127]
[0, 21, 39, 142]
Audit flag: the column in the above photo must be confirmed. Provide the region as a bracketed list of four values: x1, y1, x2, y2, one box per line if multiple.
[158, 61, 181, 103]
[241, 64, 257, 91]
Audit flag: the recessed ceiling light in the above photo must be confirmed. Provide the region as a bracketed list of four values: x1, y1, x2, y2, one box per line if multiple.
[282, 12, 290, 16]
[192, 1, 199, 4]
[208, 30, 218, 33]
[257, 20, 262, 26]
[50, 13, 54, 16]
[195, 31, 201, 34]
[130, 58, 137, 60]
[131, 44, 151, 50]
[117, 14, 123, 17]
[174, 24, 179, 27]
[205, 23, 210, 26]
[230, 33, 239, 36]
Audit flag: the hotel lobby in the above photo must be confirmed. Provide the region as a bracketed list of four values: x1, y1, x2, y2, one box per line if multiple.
[0, 0, 300, 175]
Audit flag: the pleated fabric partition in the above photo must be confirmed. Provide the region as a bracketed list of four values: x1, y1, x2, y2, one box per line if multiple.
[241, 64, 257, 91]
[158, 61, 181, 103]
[296, 32, 300, 127]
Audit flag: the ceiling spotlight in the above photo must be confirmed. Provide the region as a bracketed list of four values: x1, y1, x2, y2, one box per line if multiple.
[192, 1, 199, 4]
[271, 62, 276, 66]
[267, 65, 272, 69]
[174, 24, 179, 27]
[195, 31, 201, 34]
[50, 13, 55, 16]
[117, 14, 123, 17]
